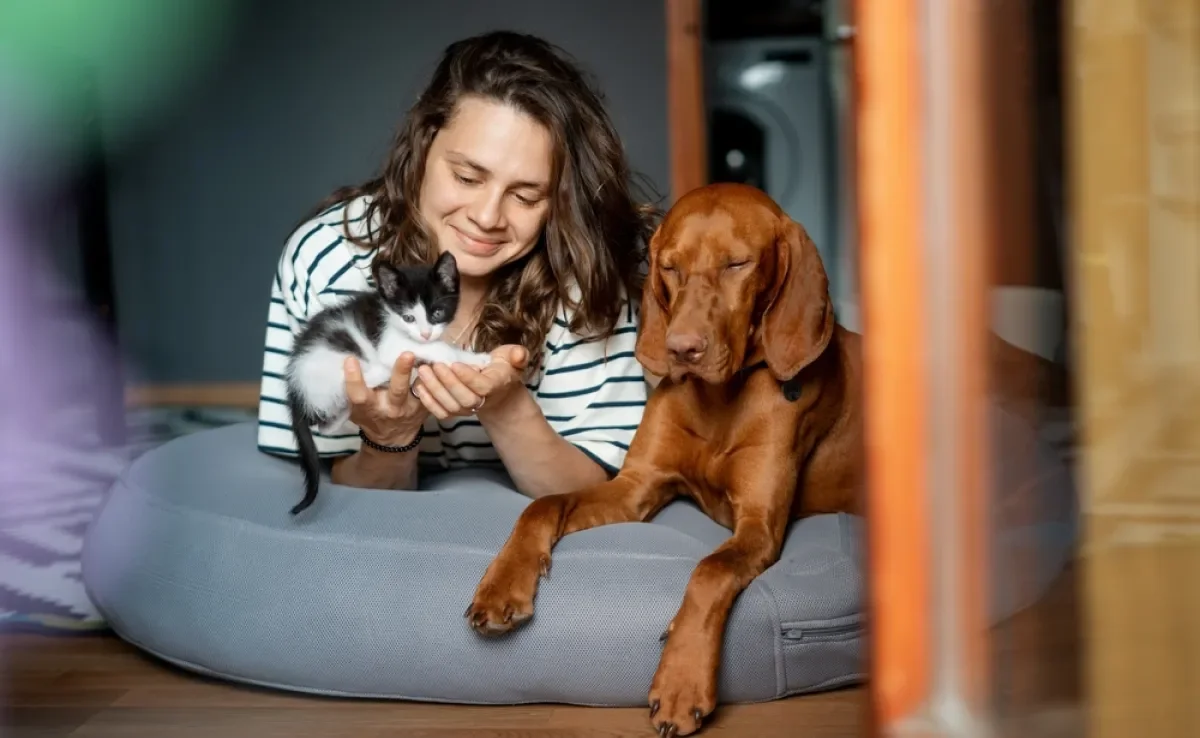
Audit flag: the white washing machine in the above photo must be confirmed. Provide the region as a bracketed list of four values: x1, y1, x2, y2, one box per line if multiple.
[705, 34, 845, 310]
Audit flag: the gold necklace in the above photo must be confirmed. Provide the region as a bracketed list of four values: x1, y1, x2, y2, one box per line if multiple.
[451, 317, 475, 348]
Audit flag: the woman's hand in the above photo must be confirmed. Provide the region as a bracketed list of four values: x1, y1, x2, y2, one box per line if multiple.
[412, 344, 529, 421]
[344, 353, 428, 446]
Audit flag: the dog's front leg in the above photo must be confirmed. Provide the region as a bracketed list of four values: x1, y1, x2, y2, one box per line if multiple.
[648, 461, 795, 737]
[465, 390, 689, 637]
[464, 468, 675, 636]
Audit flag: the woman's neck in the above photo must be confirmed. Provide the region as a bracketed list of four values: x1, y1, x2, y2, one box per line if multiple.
[457, 277, 489, 316]
[450, 279, 488, 346]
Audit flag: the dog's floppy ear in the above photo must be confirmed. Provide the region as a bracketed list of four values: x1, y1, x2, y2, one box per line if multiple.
[635, 227, 670, 377]
[760, 216, 835, 381]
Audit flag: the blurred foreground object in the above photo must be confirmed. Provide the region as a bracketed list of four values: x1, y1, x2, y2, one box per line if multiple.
[1068, 1, 1200, 737]
[0, 0, 237, 173]
[0, 0, 238, 637]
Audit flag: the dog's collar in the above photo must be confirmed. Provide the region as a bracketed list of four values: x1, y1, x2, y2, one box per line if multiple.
[739, 360, 802, 402]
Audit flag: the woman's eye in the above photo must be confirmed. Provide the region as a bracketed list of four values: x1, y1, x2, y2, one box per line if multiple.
[725, 261, 751, 271]
[513, 193, 540, 207]
[454, 172, 480, 186]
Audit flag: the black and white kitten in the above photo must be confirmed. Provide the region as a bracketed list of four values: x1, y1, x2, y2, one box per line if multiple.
[285, 250, 490, 515]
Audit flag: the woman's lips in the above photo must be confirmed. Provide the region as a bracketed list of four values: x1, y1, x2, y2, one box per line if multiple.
[452, 226, 504, 257]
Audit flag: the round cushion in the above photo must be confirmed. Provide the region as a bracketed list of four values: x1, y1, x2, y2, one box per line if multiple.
[81, 402, 1076, 706]
[81, 423, 866, 706]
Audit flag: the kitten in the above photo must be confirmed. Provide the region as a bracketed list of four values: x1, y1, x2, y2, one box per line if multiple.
[284, 250, 490, 515]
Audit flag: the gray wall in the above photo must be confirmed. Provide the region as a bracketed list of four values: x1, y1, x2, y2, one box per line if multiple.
[106, 0, 668, 384]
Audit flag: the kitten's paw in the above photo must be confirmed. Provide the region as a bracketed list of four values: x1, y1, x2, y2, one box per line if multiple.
[413, 343, 458, 365]
[362, 363, 393, 389]
[315, 409, 351, 435]
[460, 352, 493, 368]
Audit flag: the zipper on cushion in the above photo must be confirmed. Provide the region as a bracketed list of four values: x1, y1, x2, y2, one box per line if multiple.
[781, 620, 862, 642]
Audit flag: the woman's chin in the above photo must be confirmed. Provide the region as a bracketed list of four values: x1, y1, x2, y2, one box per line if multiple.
[453, 257, 505, 282]
[442, 241, 528, 279]
[447, 244, 496, 265]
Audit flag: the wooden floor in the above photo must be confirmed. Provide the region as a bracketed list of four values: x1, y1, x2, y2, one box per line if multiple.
[2, 559, 1081, 738]
[0, 545, 1083, 738]
[1, 632, 866, 737]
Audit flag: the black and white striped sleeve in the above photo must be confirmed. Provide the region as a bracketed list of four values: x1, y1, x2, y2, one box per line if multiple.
[533, 298, 648, 475]
[255, 221, 364, 458]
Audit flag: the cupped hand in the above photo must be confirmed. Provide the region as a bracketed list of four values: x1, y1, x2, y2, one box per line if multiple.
[412, 344, 529, 421]
[344, 352, 428, 446]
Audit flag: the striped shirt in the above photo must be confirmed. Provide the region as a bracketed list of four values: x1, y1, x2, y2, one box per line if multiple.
[256, 195, 649, 475]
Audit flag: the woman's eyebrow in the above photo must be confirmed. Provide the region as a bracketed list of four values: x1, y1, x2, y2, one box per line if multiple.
[446, 151, 548, 191]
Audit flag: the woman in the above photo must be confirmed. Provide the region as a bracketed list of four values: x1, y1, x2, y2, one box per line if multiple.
[257, 31, 657, 499]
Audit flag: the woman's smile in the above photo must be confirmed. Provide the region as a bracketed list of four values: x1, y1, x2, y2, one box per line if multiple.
[451, 225, 506, 257]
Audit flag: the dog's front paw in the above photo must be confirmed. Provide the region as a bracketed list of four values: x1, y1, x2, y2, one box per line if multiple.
[464, 551, 550, 637]
[647, 643, 718, 737]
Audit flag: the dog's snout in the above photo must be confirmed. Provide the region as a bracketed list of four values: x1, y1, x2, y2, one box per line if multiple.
[666, 332, 708, 364]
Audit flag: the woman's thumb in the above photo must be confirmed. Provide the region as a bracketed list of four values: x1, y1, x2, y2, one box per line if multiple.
[508, 345, 529, 368]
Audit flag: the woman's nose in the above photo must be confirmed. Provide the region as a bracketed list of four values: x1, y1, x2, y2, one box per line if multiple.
[467, 188, 506, 230]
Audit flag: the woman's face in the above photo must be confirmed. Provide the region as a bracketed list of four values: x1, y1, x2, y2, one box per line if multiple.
[418, 96, 554, 286]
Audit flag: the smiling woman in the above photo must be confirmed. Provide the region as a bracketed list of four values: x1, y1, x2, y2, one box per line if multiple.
[418, 98, 554, 284]
[256, 31, 658, 500]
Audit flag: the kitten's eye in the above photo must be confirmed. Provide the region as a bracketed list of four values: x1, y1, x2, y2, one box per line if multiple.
[429, 309, 444, 321]
[402, 315, 416, 323]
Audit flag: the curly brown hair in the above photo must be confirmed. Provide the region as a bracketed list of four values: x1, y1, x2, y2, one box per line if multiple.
[305, 30, 660, 369]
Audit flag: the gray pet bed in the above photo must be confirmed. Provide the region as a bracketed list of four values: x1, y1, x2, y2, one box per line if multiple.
[81, 405, 1075, 706]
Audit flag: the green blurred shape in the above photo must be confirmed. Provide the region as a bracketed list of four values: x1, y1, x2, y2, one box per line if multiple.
[0, 0, 238, 152]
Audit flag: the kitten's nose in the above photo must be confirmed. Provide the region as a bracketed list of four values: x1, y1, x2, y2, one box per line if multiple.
[420, 329, 432, 340]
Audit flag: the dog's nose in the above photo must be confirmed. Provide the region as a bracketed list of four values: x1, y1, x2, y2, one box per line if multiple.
[666, 332, 708, 363]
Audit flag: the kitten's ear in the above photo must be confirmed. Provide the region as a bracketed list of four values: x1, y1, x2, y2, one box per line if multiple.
[376, 263, 407, 299]
[432, 251, 459, 293]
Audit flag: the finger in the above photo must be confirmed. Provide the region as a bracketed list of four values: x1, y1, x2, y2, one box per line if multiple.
[418, 365, 467, 415]
[481, 356, 523, 387]
[403, 378, 426, 412]
[414, 380, 451, 420]
[449, 363, 496, 396]
[344, 357, 371, 406]
[508, 345, 529, 369]
[388, 352, 417, 405]
[432, 363, 481, 408]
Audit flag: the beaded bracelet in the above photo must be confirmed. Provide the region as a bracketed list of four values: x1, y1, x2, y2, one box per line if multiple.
[358, 426, 424, 453]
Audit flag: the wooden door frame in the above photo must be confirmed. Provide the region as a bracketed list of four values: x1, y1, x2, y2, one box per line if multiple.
[665, 0, 708, 201]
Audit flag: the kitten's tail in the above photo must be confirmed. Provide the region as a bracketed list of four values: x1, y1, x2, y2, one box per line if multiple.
[286, 387, 322, 516]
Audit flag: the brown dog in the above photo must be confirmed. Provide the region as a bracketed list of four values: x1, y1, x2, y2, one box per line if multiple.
[464, 182, 864, 737]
